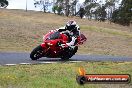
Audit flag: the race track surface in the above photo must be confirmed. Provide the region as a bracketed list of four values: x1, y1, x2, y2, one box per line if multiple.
[0, 52, 132, 65]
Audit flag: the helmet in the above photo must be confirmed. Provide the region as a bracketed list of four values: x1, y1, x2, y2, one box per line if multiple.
[65, 20, 77, 32]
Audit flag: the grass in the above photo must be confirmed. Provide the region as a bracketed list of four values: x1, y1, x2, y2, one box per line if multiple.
[81, 26, 132, 38]
[0, 62, 132, 88]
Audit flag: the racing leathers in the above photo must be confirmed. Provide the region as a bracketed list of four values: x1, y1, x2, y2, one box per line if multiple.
[56, 25, 80, 47]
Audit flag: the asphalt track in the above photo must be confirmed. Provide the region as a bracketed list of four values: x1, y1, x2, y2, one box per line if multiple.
[0, 52, 132, 65]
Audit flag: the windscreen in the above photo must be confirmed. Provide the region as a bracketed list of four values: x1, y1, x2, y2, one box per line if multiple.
[47, 31, 60, 40]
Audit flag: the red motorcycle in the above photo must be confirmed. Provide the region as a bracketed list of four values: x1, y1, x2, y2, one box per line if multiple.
[30, 31, 87, 60]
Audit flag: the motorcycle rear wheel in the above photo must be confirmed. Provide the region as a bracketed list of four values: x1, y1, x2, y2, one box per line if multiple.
[72, 46, 78, 55]
[30, 45, 43, 60]
[61, 46, 78, 60]
[61, 53, 70, 60]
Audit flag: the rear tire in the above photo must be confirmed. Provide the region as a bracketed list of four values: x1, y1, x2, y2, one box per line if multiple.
[61, 48, 70, 60]
[72, 46, 78, 55]
[61, 46, 78, 60]
[30, 45, 43, 60]
[61, 55, 70, 60]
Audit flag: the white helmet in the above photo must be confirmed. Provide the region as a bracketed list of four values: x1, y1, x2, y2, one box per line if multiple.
[65, 20, 77, 32]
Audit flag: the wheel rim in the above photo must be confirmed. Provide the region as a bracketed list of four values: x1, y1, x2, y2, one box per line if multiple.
[33, 50, 43, 59]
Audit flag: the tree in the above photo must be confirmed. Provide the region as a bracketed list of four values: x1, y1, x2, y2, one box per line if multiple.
[65, 0, 69, 16]
[52, 5, 58, 14]
[79, 7, 85, 19]
[52, 5, 63, 15]
[104, 0, 119, 20]
[92, 3, 100, 20]
[52, 0, 64, 15]
[84, 0, 99, 19]
[72, 0, 78, 15]
[84, 0, 91, 19]
[98, 5, 107, 21]
[84, 0, 105, 20]
[34, 0, 51, 12]
[111, 0, 132, 26]
[111, 9, 119, 23]
[0, 0, 8, 8]
[52, 0, 78, 16]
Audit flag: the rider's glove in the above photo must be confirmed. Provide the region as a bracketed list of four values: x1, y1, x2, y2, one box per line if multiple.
[61, 44, 68, 48]
[61, 44, 66, 48]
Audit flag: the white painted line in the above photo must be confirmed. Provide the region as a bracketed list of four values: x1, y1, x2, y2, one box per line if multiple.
[39, 62, 57, 64]
[19, 63, 32, 65]
[0, 60, 83, 66]
[69, 61, 82, 63]
[5, 64, 17, 66]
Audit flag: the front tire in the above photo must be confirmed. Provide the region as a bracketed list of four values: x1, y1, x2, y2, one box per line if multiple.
[30, 45, 43, 60]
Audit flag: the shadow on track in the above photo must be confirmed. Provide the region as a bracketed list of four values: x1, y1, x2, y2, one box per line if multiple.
[36, 58, 81, 62]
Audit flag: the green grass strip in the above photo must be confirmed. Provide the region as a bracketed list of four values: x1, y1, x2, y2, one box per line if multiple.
[81, 26, 132, 38]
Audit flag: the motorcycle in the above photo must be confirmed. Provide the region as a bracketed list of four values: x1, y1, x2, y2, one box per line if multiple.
[30, 30, 87, 60]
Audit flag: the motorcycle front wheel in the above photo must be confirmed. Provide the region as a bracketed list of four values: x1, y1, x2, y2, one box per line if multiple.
[30, 45, 43, 60]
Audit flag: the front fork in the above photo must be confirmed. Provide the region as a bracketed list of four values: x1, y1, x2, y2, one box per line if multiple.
[40, 43, 50, 56]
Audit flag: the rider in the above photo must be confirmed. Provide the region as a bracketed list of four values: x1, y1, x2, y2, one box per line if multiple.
[56, 20, 80, 48]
